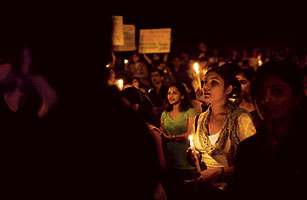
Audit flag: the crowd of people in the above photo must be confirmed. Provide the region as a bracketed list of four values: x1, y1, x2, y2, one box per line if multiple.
[1, 15, 306, 199]
[107, 35, 307, 199]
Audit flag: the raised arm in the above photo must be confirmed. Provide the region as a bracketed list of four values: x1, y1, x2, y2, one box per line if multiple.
[143, 54, 152, 65]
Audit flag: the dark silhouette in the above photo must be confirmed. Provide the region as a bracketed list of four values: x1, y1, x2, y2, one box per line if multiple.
[229, 61, 306, 198]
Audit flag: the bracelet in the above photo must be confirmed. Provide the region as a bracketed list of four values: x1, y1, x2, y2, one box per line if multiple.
[221, 167, 225, 181]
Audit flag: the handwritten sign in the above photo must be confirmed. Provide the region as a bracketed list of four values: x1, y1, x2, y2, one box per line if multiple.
[138, 28, 171, 54]
[111, 16, 124, 46]
[113, 24, 136, 52]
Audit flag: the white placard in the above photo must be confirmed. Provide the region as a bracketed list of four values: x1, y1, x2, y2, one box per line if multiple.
[111, 16, 124, 46]
[138, 28, 171, 53]
[113, 24, 136, 52]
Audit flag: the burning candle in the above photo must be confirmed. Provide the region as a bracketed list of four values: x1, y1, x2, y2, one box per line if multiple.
[117, 79, 124, 90]
[189, 135, 201, 174]
[257, 55, 263, 67]
[124, 59, 128, 64]
[193, 62, 202, 89]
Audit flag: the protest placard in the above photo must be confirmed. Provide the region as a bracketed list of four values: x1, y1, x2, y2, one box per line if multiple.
[138, 28, 171, 54]
[113, 24, 136, 52]
[111, 16, 124, 46]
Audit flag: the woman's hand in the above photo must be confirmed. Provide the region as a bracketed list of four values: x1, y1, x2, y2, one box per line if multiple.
[160, 129, 173, 141]
[186, 147, 200, 167]
[195, 88, 205, 103]
[197, 168, 223, 183]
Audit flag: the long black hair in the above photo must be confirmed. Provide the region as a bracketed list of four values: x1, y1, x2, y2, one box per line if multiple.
[120, 87, 159, 127]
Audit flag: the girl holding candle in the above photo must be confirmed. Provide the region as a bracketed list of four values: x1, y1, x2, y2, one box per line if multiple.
[186, 63, 256, 196]
[160, 82, 197, 200]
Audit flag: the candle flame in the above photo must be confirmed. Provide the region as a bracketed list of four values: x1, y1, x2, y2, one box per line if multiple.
[258, 59, 263, 66]
[193, 62, 199, 74]
[124, 59, 128, 64]
[117, 79, 124, 90]
[189, 135, 194, 148]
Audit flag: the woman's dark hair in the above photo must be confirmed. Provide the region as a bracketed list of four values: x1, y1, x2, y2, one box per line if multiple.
[165, 83, 193, 112]
[206, 63, 242, 99]
[237, 67, 256, 83]
[120, 87, 159, 127]
[251, 61, 303, 100]
[182, 80, 196, 99]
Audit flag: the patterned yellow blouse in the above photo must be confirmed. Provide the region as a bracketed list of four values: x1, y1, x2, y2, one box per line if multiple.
[192, 101, 256, 169]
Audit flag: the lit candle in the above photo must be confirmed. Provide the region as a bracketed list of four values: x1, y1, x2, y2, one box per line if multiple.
[189, 135, 201, 174]
[257, 55, 263, 66]
[124, 59, 128, 64]
[117, 79, 124, 90]
[258, 59, 263, 66]
[193, 62, 202, 89]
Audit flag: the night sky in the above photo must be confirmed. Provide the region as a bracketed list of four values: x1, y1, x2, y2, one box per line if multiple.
[2, 3, 307, 62]
[113, 3, 307, 55]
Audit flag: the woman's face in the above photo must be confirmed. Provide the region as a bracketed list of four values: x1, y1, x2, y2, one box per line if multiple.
[254, 75, 294, 121]
[132, 54, 139, 62]
[236, 73, 251, 98]
[167, 86, 183, 105]
[132, 78, 140, 88]
[153, 53, 160, 61]
[203, 71, 228, 103]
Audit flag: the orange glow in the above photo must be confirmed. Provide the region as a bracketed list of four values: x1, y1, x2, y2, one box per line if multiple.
[189, 134, 201, 173]
[193, 62, 202, 89]
[193, 62, 199, 74]
[117, 79, 124, 90]
[189, 135, 194, 147]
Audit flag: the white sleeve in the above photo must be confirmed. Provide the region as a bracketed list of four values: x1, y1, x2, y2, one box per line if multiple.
[237, 113, 256, 142]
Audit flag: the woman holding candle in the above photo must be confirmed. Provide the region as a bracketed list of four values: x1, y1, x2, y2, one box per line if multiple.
[160, 82, 197, 200]
[186, 63, 256, 197]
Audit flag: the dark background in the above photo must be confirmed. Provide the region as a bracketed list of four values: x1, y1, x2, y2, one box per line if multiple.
[113, 3, 307, 56]
[2, 2, 307, 64]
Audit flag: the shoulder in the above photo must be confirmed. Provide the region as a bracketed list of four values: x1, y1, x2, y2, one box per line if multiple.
[229, 102, 251, 120]
[160, 111, 167, 119]
[186, 107, 197, 116]
[237, 112, 253, 123]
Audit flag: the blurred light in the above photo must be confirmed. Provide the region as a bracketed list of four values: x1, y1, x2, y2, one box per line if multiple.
[193, 62, 199, 74]
[117, 79, 124, 90]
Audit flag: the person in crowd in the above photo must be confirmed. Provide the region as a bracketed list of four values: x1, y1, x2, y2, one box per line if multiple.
[153, 60, 176, 87]
[194, 41, 208, 60]
[180, 50, 190, 66]
[249, 48, 260, 71]
[143, 53, 169, 69]
[186, 64, 256, 198]
[235, 67, 263, 129]
[2, 15, 162, 200]
[238, 49, 249, 67]
[130, 76, 147, 93]
[160, 82, 197, 200]
[147, 69, 169, 122]
[207, 49, 219, 68]
[182, 80, 203, 115]
[170, 54, 191, 83]
[228, 49, 240, 65]
[120, 86, 167, 200]
[125, 52, 149, 88]
[0, 45, 57, 120]
[229, 61, 306, 198]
